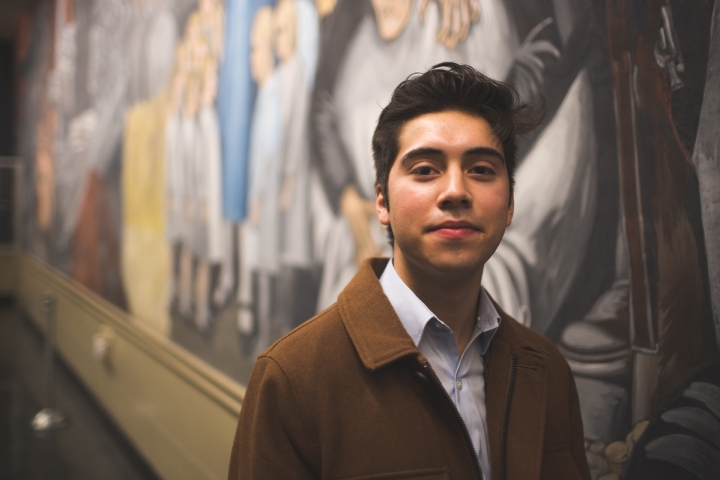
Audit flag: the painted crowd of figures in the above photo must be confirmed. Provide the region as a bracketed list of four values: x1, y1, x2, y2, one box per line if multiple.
[18, 0, 620, 358]
[16, 1, 720, 476]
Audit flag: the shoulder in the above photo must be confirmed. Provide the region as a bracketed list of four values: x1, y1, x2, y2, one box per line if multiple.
[259, 302, 355, 376]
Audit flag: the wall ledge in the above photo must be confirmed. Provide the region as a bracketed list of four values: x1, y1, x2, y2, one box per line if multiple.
[7, 250, 243, 480]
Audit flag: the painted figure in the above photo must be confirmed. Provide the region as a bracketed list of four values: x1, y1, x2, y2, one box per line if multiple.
[274, 0, 320, 331]
[121, 0, 178, 334]
[236, 5, 282, 355]
[236, 0, 320, 353]
[127, 0, 178, 104]
[51, 0, 129, 307]
[178, 72, 204, 329]
[165, 49, 187, 319]
[162, 2, 230, 333]
[218, 0, 274, 223]
[199, 56, 234, 309]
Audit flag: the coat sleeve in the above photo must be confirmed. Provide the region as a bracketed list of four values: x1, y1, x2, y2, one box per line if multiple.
[565, 365, 591, 480]
[228, 356, 317, 480]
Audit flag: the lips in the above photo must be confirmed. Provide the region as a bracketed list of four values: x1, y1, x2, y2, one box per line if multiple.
[427, 220, 481, 240]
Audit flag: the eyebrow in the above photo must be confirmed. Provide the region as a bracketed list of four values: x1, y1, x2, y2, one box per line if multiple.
[400, 146, 505, 164]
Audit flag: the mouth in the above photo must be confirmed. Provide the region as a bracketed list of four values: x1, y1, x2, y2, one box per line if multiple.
[427, 220, 481, 240]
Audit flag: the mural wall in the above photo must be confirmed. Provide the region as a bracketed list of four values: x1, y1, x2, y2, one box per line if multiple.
[15, 0, 720, 478]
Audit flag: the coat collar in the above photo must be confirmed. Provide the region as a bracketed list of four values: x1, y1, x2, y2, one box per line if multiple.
[337, 258, 420, 371]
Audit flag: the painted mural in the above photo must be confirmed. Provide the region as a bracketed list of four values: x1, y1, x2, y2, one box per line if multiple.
[14, 0, 720, 478]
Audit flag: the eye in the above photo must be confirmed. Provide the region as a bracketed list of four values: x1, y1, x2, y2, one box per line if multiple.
[410, 165, 438, 176]
[469, 165, 495, 176]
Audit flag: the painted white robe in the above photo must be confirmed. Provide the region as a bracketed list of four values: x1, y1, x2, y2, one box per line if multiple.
[165, 113, 184, 243]
[180, 113, 204, 255]
[245, 74, 282, 274]
[277, 0, 319, 268]
[198, 104, 232, 266]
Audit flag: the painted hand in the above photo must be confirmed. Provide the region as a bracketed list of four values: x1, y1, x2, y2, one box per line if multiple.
[341, 186, 381, 267]
[419, 0, 481, 50]
[511, 18, 560, 99]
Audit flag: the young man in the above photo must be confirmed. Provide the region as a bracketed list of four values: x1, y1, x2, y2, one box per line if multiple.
[229, 63, 591, 480]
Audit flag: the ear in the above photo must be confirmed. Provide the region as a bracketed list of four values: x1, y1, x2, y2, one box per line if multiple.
[376, 184, 390, 226]
[506, 192, 514, 227]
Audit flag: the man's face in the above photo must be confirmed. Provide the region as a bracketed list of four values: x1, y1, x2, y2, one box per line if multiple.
[376, 110, 513, 278]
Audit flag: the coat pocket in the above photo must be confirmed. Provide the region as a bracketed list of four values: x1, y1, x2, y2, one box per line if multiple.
[339, 467, 449, 480]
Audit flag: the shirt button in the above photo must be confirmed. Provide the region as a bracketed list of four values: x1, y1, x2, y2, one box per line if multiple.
[456, 380, 463, 390]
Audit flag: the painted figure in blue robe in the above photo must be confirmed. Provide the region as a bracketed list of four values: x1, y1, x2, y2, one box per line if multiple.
[218, 0, 275, 222]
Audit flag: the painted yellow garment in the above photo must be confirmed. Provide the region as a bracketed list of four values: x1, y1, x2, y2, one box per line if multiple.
[121, 94, 171, 335]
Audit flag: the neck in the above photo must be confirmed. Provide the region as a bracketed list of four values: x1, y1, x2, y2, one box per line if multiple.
[393, 256, 483, 354]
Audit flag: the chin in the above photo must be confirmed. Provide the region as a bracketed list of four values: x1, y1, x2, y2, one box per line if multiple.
[395, 236, 496, 277]
[435, 257, 486, 274]
[416, 250, 489, 277]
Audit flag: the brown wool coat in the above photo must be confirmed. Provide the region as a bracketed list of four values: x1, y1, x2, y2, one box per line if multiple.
[229, 258, 591, 480]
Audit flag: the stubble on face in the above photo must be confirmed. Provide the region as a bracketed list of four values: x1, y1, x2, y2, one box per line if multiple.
[376, 110, 514, 287]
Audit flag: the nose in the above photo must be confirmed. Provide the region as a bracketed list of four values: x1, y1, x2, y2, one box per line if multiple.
[437, 165, 471, 209]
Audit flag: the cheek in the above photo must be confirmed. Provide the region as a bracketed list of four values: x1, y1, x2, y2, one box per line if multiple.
[389, 188, 430, 231]
[477, 188, 512, 223]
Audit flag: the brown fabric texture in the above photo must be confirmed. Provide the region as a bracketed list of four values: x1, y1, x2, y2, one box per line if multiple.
[229, 258, 591, 480]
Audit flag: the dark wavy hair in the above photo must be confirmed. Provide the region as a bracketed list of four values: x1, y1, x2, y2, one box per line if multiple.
[372, 62, 544, 245]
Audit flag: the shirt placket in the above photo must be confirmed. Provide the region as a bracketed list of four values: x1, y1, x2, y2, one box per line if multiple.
[457, 329, 484, 435]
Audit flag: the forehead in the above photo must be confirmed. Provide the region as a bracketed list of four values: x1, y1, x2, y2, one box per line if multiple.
[396, 110, 503, 155]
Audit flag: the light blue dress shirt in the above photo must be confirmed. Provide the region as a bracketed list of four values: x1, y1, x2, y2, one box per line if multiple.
[379, 260, 500, 480]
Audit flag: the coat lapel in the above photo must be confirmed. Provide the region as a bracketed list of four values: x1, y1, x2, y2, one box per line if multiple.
[486, 319, 549, 480]
[338, 258, 420, 371]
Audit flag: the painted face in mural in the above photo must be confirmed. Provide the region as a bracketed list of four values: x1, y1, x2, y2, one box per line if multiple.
[275, 0, 297, 64]
[186, 16, 210, 73]
[250, 7, 275, 87]
[376, 110, 514, 278]
[199, 0, 215, 16]
[371, 0, 413, 40]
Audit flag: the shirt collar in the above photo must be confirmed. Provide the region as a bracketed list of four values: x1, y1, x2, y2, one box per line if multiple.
[379, 260, 501, 355]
